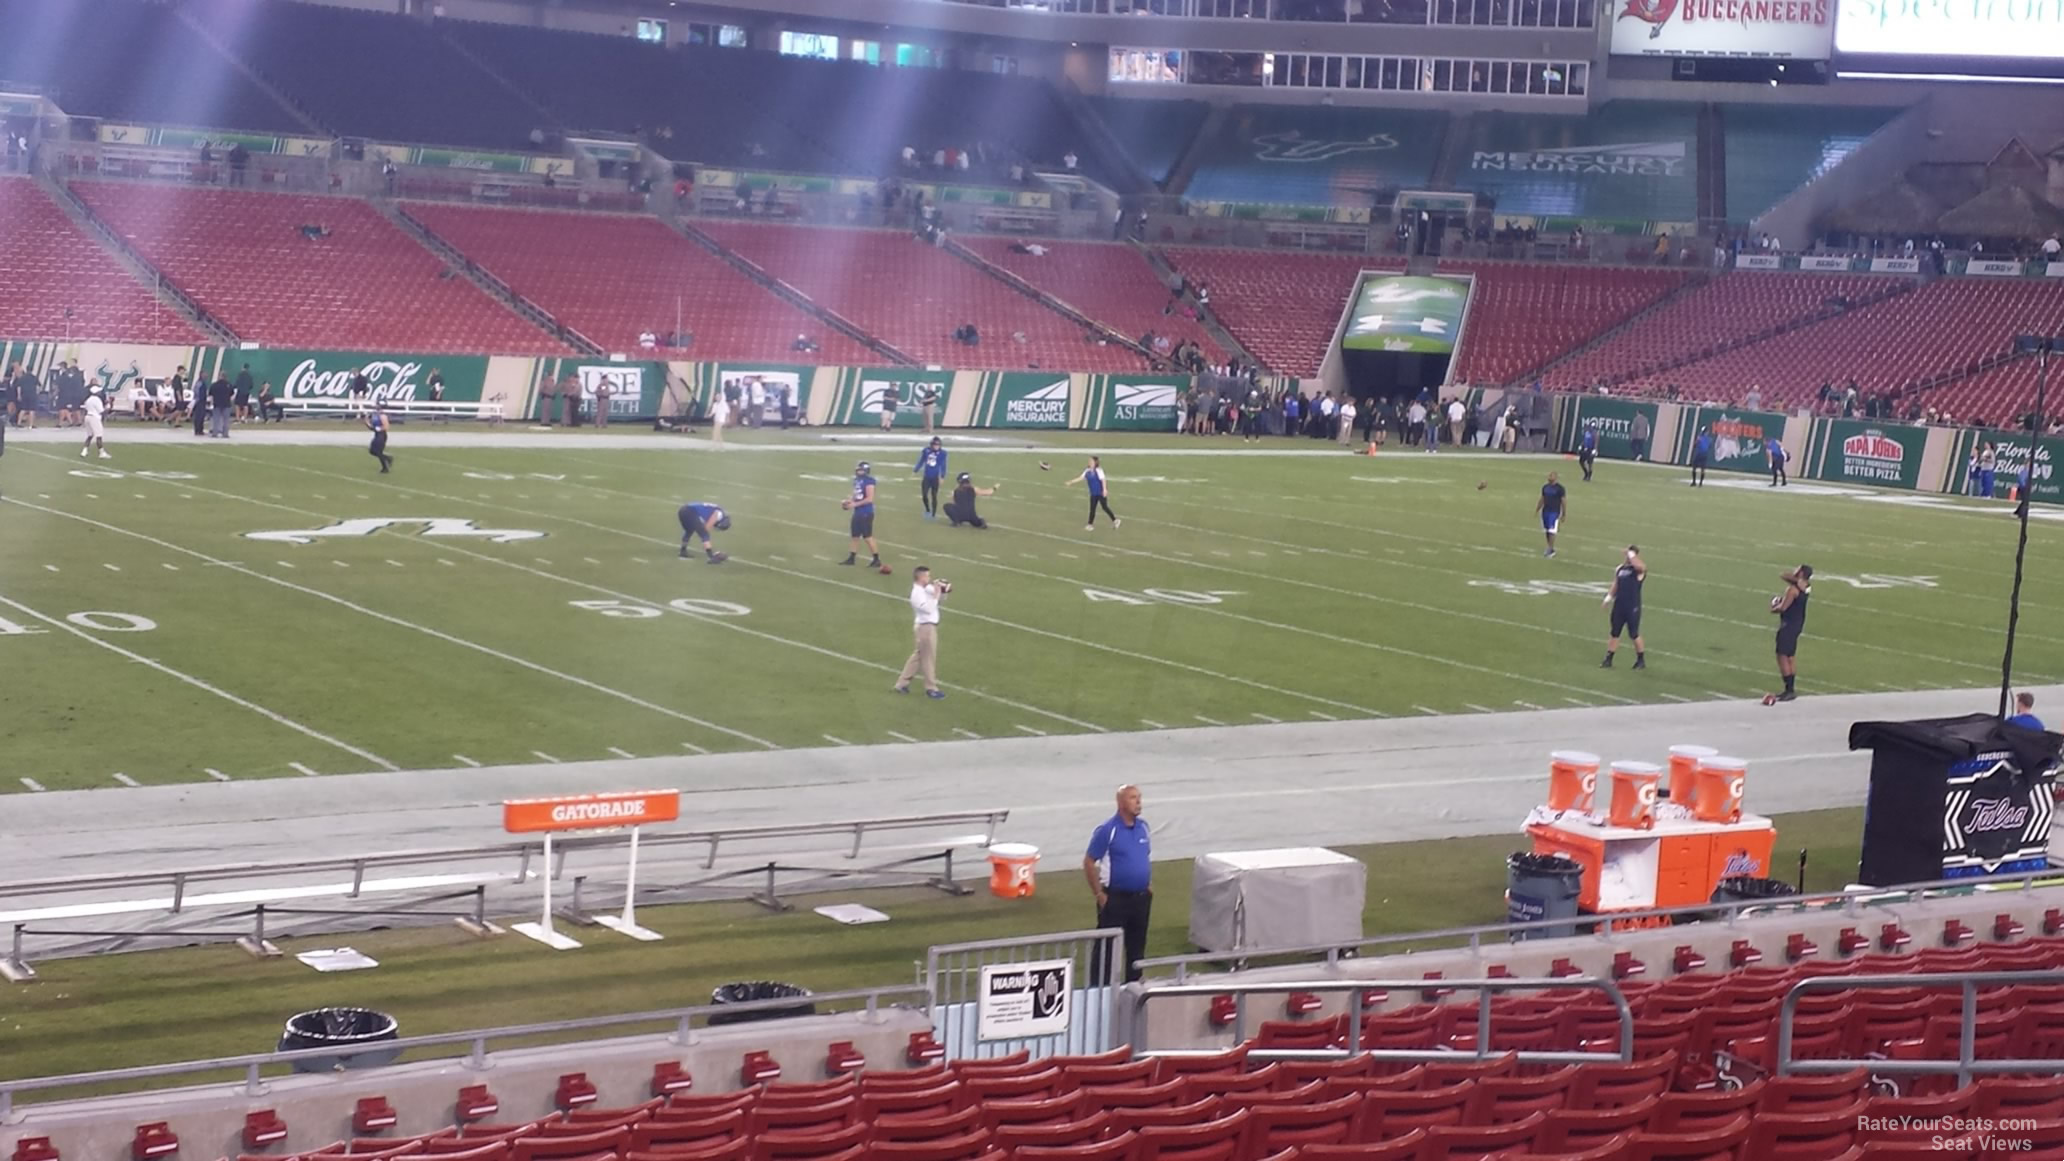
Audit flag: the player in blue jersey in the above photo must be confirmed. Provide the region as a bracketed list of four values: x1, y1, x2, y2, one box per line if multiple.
[677, 502, 731, 563]
[1068, 455, 1121, 530]
[1767, 437, 1790, 487]
[1536, 470, 1566, 558]
[914, 437, 948, 521]
[1577, 422, 1599, 482]
[840, 460, 888, 571]
[1689, 426, 1713, 487]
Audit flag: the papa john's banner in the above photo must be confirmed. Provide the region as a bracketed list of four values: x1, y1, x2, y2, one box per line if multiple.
[1086, 374, 1187, 432]
[1677, 407, 1787, 474]
[1805, 418, 1926, 489]
[826, 367, 955, 428]
[968, 371, 1075, 429]
[1612, 0, 1834, 58]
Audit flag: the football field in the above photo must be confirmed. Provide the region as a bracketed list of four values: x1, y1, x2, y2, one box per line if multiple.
[0, 425, 2056, 792]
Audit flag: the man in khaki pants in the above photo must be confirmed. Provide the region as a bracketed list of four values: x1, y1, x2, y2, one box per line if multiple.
[894, 565, 949, 699]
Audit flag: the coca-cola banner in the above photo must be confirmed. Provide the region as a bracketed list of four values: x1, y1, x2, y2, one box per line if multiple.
[1852, 713, 2059, 887]
[235, 349, 491, 409]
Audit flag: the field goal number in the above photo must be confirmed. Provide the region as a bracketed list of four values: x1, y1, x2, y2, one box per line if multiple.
[571, 599, 752, 619]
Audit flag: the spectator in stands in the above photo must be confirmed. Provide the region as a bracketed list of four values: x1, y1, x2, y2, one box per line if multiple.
[1063, 150, 1078, 173]
[227, 142, 249, 186]
[2045, 234, 2061, 260]
[299, 223, 331, 241]
[792, 334, 818, 354]
[639, 330, 657, 350]
[1745, 385, 1763, 411]
[953, 324, 980, 346]
[3, 132, 15, 172]
[901, 145, 917, 169]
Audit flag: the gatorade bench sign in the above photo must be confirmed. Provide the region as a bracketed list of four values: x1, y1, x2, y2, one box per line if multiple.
[503, 790, 681, 833]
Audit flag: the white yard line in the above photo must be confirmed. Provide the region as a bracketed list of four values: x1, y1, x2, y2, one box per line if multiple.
[1251, 713, 1281, 723]
[952, 727, 982, 740]
[112, 773, 140, 787]
[0, 590, 400, 772]
[607, 746, 637, 759]
[1464, 703, 1496, 714]
[1515, 701, 1545, 710]
[1195, 714, 1226, 726]
[823, 734, 853, 747]
[532, 750, 562, 764]
[886, 730, 920, 743]
[1142, 719, 1169, 729]
[289, 762, 321, 777]
[5, 497, 782, 752]
[1659, 694, 1692, 703]
[1413, 705, 1442, 716]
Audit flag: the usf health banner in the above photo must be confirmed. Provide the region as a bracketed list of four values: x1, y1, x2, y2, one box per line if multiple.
[533, 358, 674, 420]
[1085, 374, 1186, 432]
[825, 367, 954, 427]
[236, 349, 491, 407]
[1806, 418, 1927, 489]
[1677, 407, 1787, 473]
[967, 371, 1075, 429]
[1562, 396, 1660, 461]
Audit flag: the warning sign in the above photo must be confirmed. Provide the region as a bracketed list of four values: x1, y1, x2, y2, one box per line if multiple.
[976, 959, 1072, 1041]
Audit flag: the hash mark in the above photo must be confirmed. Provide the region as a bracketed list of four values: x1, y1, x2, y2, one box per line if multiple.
[1251, 713, 1281, 723]
[1309, 710, 1337, 720]
[43, 565, 57, 573]
[289, 762, 320, 777]
[276, 561, 295, 569]
[768, 554, 787, 562]
[1194, 714, 1225, 726]
[1562, 697, 1590, 706]
[1014, 724, 1047, 736]
[531, 750, 562, 763]
[632, 557, 649, 564]
[1658, 693, 1691, 703]
[331, 560, 349, 568]
[312, 494, 326, 500]
[1141, 719, 1168, 729]
[979, 554, 999, 561]
[822, 734, 853, 747]
[102, 563, 121, 572]
[1464, 703, 1496, 714]
[385, 559, 406, 568]
[1247, 550, 1267, 557]
[681, 742, 710, 755]
[204, 768, 231, 781]
[437, 559, 454, 566]
[952, 727, 982, 740]
[607, 746, 636, 759]
[162, 563, 179, 571]
[19, 778, 45, 792]
[112, 773, 140, 787]
[1704, 690, 1733, 700]
[1059, 551, 1081, 559]
[583, 557, 601, 565]
[1515, 701, 1544, 710]
[452, 754, 481, 768]
[1413, 705, 1441, 716]
[885, 730, 919, 743]
[1210, 550, 1232, 558]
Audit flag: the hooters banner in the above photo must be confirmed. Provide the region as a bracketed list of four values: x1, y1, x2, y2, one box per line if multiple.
[504, 790, 682, 834]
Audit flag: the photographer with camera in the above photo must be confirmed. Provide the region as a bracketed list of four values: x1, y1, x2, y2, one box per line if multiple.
[894, 566, 950, 699]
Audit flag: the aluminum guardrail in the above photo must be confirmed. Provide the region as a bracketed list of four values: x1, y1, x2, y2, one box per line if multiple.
[1135, 867, 2064, 982]
[1777, 969, 2064, 1089]
[0, 984, 930, 1121]
[1134, 977, 1634, 1066]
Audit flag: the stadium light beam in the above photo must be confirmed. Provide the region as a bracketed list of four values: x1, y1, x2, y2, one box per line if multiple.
[2000, 335, 2064, 719]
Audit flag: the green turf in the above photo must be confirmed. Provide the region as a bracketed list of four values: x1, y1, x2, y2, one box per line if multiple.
[0, 432, 2053, 789]
[0, 807, 1865, 1086]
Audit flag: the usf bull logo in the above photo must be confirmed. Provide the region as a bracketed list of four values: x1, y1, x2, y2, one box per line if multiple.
[1252, 131, 1399, 163]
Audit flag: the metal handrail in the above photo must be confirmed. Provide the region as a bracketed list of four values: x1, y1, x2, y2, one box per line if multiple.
[0, 984, 929, 1121]
[1135, 976, 1634, 1066]
[1776, 969, 2064, 1089]
[0, 810, 1011, 908]
[1137, 867, 2064, 981]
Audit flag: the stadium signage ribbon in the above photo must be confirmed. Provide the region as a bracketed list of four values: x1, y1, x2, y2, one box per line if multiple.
[1612, 0, 1834, 57]
[1809, 418, 1926, 489]
[240, 349, 489, 405]
[503, 790, 683, 834]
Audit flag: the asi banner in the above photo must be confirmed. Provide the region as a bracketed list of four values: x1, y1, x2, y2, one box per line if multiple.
[1086, 375, 1186, 431]
[969, 372, 1073, 429]
[236, 349, 489, 407]
[1808, 418, 1927, 489]
[1683, 408, 1787, 473]
[828, 368, 954, 427]
[1565, 397, 1661, 461]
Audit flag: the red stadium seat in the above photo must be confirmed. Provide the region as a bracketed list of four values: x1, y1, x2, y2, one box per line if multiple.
[1133, 1110, 1250, 1161]
[629, 1142, 749, 1161]
[1625, 1114, 1751, 1161]
[1298, 1134, 1430, 1161]
[873, 1107, 986, 1144]
[980, 1091, 1092, 1130]
[1242, 1092, 1364, 1153]
[1466, 1065, 1579, 1122]
[652, 1063, 696, 1098]
[242, 1111, 290, 1150]
[1743, 1102, 1865, 1160]
[632, 1110, 749, 1151]
[1356, 1082, 1474, 1138]
[992, 1113, 1113, 1152]
[131, 1124, 179, 1161]
[752, 1098, 860, 1134]
[1420, 1110, 1550, 1159]
[1538, 1097, 1664, 1151]
[756, 1124, 870, 1161]
[512, 1129, 628, 1161]
[1569, 1054, 1678, 1109]
[864, 1130, 993, 1161]
[1012, 1131, 1138, 1161]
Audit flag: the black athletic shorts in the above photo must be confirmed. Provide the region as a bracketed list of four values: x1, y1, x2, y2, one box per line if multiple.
[849, 510, 875, 538]
[1776, 625, 1803, 656]
[678, 506, 707, 539]
[1691, 454, 1709, 468]
[1611, 606, 1641, 638]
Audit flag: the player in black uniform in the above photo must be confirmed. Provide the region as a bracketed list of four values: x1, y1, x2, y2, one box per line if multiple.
[944, 472, 996, 528]
[1600, 546, 1646, 669]
[1768, 564, 1812, 702]
[1535, 471, 1567, 558]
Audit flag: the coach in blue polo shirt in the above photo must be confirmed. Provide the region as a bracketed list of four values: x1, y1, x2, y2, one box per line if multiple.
[1083, 784, 1152, 984]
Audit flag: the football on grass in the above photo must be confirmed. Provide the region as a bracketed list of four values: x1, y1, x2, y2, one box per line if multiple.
[1476, 481, 1487, 490]
[1762, 693, 1779, 706]
[879, 565, 893, 575]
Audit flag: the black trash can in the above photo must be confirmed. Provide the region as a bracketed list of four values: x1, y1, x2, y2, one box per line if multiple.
[1506, 852, 1583, 941]
[278, 1007, 401, 1073]
[1711, 876, 1799, 907]
[708, 981, 816, 1026]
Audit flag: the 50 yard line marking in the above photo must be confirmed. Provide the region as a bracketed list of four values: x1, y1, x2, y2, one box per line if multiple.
[0, 590, 400, 773]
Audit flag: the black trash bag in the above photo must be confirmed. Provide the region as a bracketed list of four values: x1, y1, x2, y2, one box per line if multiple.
[278, 1007, 401, 1073]
[708, 981, 816, 1026]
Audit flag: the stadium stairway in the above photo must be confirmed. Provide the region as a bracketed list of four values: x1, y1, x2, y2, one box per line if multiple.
[384, 201, 603, 357]
[40, 175, 234, 346]
[673, 220, 918, 366]
[1508, 271, 1714, 388]
[167, 2, 329, 140]
[1135, 246, 1261, 370]
[937, 236, 1161, 369]
[1159, 106, 1232, 200]
[951, 236, 1218, 371]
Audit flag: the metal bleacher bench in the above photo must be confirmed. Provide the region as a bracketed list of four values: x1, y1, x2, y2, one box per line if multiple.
[282, 397, 502, 420]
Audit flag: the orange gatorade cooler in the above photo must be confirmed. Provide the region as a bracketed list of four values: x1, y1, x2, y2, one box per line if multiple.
[1667, 745, 1717, 810]
[1608, 761, 1662, 830]
[987, 843, 1041, 898]
[1695, 757, 1747, 824]
[1548, 751, 1601, 812]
